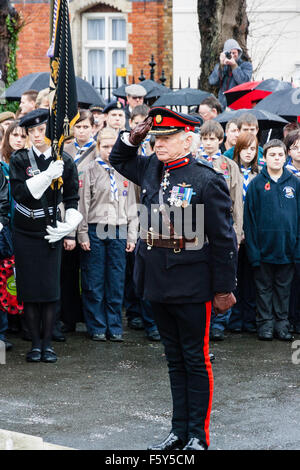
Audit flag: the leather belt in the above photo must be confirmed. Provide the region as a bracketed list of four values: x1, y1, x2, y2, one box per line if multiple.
[140, 228, 198, 253]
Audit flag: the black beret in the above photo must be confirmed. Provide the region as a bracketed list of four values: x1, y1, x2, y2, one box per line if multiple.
[103, 101, 124, 114]
[19, 108, 49, 130]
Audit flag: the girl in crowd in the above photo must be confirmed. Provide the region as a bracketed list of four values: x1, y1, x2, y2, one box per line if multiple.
[78, 127, 138, 342]
[284, 129, 300, 334]
[228, 132, 259, 333]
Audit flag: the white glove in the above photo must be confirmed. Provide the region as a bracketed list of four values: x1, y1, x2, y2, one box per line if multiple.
[0, 222, 3, 232]
[44, 208, 83, 243]
[26, 160, 64, 200]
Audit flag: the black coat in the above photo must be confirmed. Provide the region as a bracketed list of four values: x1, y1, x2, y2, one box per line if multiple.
[109, 135, 237, 304]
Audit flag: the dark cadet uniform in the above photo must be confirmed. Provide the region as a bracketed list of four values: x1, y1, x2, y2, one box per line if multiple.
[109, 107, 237, 450]
[9, 118, 79, 303]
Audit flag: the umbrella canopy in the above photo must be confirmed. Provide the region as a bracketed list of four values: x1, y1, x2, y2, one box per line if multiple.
[224, 79, 292, 110]
[153, 88, 213, 107]
[255, 87, 300, 120]
[214, 108, 288, 130]
[2, 72, 106, 107]
[113, 79, 170, 99]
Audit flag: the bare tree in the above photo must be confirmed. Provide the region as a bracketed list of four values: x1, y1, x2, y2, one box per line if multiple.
[198, 0, 249, 91]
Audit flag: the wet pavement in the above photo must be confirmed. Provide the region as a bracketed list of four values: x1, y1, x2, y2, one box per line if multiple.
[0, 323, 299, 450]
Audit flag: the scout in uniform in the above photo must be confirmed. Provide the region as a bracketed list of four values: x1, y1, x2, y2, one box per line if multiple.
[60, 109, 98, 333]
[78, 127, 138, 342]
[9, 108, 82, 363]
[109, 107, 237, 450]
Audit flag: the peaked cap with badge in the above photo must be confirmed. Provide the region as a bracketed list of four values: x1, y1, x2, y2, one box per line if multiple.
[19, 108, 49, 131]
[103, 101, 124, 114]
[148, 107, 202, 135]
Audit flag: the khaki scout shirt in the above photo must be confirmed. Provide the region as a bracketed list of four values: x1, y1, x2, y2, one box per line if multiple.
[77, 159, 139, 245]
[238, 167, 258, 242]
[211, 155, 243, 244]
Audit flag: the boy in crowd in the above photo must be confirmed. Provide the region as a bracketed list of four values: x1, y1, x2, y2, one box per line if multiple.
[243, 140, 300, 341]
[20, 90, 38, 117]
[200, 120, 242, 341]
[224, 113, 265, 168]
[220, 119, 239, 153]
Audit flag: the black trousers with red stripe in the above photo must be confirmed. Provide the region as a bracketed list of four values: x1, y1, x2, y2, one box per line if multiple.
[151, 301, 213, 448]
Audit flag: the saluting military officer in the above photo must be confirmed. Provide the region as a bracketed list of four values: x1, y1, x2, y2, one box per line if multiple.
[9, 108, 82, 363]
[109, 107, 237, 451]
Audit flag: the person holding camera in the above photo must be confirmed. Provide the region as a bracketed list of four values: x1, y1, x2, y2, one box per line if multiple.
[209, 39, 253, 110]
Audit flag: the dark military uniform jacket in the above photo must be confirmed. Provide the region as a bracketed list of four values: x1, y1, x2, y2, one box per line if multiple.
[9, 148, 79, 233]
[109, 134, 238, 304]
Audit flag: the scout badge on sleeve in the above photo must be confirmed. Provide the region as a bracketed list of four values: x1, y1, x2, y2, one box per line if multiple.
[168, 183, 196, 208]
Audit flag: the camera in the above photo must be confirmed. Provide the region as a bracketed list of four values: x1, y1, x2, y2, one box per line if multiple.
[225, 51, 232, 59]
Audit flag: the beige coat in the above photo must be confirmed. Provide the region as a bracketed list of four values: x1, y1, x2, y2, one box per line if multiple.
[77, 159, 139, 245]
[211, 155, 243, 244]
[238, 167, 258, 241]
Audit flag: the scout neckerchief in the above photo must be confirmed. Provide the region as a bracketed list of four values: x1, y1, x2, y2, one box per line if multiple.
[286, 157, 300, 178]
[201, 150, 221, 162]
[141, 136, 150, 157]
[241, 164, 252, 202]
[160, 156, 190, 194]
[74, 138, 95, 163]
[96, 157, 119, 202]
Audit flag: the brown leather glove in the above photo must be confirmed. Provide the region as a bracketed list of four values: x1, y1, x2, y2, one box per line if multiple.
[213, 292, 236, 314]
[128, 116, 153, 146]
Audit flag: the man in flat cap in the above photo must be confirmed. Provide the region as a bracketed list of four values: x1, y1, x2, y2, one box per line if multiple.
[124, 84, 147, 130]
[9, 108, 82, 364]
[109, 107, 237, 450]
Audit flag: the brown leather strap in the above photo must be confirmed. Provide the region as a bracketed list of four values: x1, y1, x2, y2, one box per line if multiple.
[140, 229, 197, 251]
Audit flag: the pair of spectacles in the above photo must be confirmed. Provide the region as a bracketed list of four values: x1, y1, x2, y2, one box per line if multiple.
[130, 96, 143, 100]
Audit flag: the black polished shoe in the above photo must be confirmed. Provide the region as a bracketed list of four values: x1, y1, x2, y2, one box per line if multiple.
[91, 333, 106, 342]
[26, 348, 42, 363]
[147, 432, 184, 451]
[274, 330, 294, 341]
[128, 317, 144, 330]
[258, 330, 273, 341]
[183, 438, 207, 451]
[147, 330, 161, 341]
[209, 352, 215, 362]
[41, 347, 57, 363]
[109, 334, 124, 342]
[210, 329, 224, 341]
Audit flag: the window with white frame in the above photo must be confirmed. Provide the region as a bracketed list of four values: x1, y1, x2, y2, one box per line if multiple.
[82, 13, 127, 95]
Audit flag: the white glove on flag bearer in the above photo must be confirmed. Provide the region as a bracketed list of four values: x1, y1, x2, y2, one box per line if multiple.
[44, 208, 83, 243]
[26, 160, 64, 200]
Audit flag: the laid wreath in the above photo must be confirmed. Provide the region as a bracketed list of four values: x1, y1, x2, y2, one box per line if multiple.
[0, 256, 23, 315]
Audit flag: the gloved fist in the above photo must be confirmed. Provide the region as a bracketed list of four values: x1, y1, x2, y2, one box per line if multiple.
[45, 160, 64, 180]
[213, 292, 236, 314]
[44, 208, 83, 244]
[128, 116, 153, 146]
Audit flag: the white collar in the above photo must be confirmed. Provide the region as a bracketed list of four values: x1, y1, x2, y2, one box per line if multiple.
[32, 145, 52, 159]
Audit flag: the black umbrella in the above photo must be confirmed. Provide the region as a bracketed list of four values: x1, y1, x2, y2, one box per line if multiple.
[255, 78, 292, 93]
[255, 87, 300, 120]
[214, 108, 288, 130]
[113, 79, 170, 99]
[153, 88, 212, 107]
[2, 72, 106, 107]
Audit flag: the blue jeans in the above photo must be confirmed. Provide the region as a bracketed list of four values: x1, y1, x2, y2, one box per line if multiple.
[0, 309, 8, 341]
[210, 308, 231, 331]
[80, 224, 127, 337]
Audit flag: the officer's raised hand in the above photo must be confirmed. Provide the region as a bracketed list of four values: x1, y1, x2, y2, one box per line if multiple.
[129, 116, 153, 146]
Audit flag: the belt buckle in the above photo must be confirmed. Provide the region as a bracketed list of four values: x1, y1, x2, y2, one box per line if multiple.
[147, 230, 154, 247]
[30, 209, 35, 219]
[173, 239, 181, 254]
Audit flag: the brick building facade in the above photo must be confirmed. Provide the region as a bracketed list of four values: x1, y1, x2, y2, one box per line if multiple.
[14, 0, 173, 88]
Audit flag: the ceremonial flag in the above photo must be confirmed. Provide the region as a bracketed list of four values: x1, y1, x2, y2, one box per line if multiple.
[46, 0, 79, 160]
